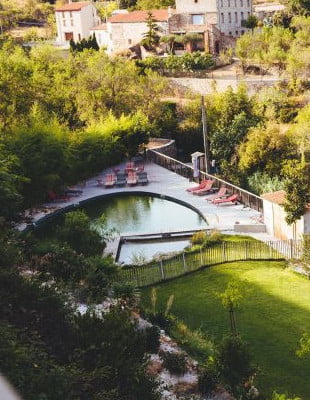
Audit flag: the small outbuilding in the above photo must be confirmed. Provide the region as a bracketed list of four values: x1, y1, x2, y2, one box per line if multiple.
[262, 190, 310, 240]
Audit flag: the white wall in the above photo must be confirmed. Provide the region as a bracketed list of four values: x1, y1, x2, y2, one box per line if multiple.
[263, 200, 304, 240]
[56, 4, 100, 44]
[216, 0, 252, 36]
[90, 29, 109, 48]
[175, 0, 217, 13]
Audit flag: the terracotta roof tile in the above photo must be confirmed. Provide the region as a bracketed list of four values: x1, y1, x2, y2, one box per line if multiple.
[108, 9, 169, 23]
[55, 2, 90, 12]
[261, 190, 286, 205]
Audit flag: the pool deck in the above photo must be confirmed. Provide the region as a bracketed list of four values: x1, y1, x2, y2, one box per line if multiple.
[18, 160, 274, 252]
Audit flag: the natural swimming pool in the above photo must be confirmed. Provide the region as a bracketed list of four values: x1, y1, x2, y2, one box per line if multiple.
[34, 194, 208, 263]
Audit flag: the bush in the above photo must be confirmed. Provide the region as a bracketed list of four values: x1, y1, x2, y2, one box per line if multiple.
[203, 230, 223, 248]
[144, 325, 161, 354]
[198, 366, 219, 395]
[191, 230, 207, 245]
[160, 350, 188, 376]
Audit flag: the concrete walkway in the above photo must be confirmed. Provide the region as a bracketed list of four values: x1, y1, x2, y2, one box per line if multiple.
[19, 160, 268, 237]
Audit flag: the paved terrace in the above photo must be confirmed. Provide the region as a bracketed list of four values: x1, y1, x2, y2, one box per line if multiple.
[19, 160, 268, 236]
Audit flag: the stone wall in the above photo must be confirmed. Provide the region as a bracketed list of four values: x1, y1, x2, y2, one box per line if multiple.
[147, 138, 177, 158]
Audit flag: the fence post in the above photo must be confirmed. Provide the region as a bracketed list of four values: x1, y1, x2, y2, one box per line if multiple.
[200, 247, 203, 266]
[290, 239, 293, 259]
[245, 241, 248, 260]
[160, 260, 165, 280]
[183, 252, 187, 270]
[222, 242, 226, 262]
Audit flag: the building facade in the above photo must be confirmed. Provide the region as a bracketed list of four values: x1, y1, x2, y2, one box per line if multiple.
[55, 1, 100, 45]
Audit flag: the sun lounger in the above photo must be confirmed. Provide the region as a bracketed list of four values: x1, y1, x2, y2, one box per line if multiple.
[115, 172, 127, 186]
[48, 190, 71, 202]
[186, 179, 210, 193]
[137, 171, 148, 185]
[192, 180, 215, 196]
[125, 161, 135, 173]
[212, 194, 239, 205]
[127, 171, 137, 186]
[104, 174, 115, 188]
[205, 187, 228, 201]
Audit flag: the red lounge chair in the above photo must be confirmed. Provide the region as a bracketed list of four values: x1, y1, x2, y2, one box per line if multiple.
[186, 179, 210, 192]
[48, 190, 71, 202]
[125, 161, 135, 173]
[192, 180, 215, 196]
[212, 194, 239, 205]
[104, 174, 115, 188]
[127, 171, 137, 186]
[205, 187, 229, 201]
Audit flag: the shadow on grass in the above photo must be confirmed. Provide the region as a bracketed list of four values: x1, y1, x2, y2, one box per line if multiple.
[141, 261, 310, 399]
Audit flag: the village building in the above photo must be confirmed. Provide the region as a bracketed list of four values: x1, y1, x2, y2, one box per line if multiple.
[261, 190, 310, 240]
[55, 1, 101, 45]
[55, 0, 253, 53]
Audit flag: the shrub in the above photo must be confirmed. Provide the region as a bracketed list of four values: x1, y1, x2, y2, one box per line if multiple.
[198, 366, 219, 395]
[144, 325, 161, 354]
[160, 350, 188, 376]
[191, 230, 207, 245]
[203, 230, 223, 248]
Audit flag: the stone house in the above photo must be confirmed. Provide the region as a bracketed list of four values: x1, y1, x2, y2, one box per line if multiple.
[55, 1, 101, 46]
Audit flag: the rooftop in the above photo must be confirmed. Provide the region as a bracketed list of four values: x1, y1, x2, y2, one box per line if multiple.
[55, 1, 90, 12]
[91, 23, 107, 31]
[108, 9, 169, 23]
[261, 190, 286, 205]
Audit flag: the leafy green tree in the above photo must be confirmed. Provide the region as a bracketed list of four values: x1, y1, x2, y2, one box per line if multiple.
[218, 282, 243, 335]
[57, 210, 105, 256]
[135, 0, 174, 8]
[283, 161, 310, 225]
[141, 12, 160, 49]
[241, 14, 258, 33]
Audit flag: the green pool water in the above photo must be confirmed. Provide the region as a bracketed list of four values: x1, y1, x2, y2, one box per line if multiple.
[35, 194, 207, 263]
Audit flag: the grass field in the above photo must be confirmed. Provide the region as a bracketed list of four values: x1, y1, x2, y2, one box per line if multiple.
[141, 261, 310, 399]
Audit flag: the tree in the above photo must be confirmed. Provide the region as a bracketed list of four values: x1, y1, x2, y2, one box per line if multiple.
[241, 14, 258, 33]
[141, 12, 160, 49]
[283, 161, 310, 225]
[160, 34, 177, 54]
[218, 282, 243, 335]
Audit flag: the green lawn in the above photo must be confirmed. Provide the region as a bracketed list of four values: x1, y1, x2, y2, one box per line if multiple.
[141, 261, 310, 399]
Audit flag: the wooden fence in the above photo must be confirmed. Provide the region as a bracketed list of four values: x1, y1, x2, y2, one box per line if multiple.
[119, 240, 303, 287]
[147, 149, 264, 212]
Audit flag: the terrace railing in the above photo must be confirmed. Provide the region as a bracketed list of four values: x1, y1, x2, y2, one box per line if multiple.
[119, 239, 303, 287]
[147, 149, 263, 213]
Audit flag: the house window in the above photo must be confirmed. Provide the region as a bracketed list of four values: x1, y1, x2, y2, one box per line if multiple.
[78, 33, 81, 41]
[248, 11, 250, 16]
[234, 0, 237, 6]
[192, 14, 204, 24]
[220, 0, 223, 7]
[240, 0, 243, 6]
[128, 38, 132, 44]
[228, 12, 231, 23]
[65, 32, 73, 41]
[241, 11, 244, 20]
[229, 31, 232, 35]
[241, 30, 245, 34]
[194, 0, 198, 3]
[70, 19, 74, 26]
[247, 0, 249, 6]
[221, 12, 224, 23]
[228, 0, 230, 6]
[235, 11, 238, 22]
[70, 11, 72, 18]
[63, 19, 66, 26]
[235, 30, 239, 35]
[62, 12, 65, 18]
